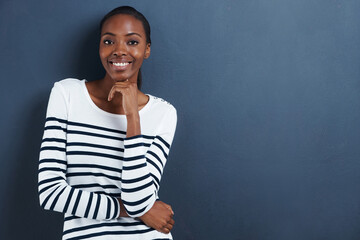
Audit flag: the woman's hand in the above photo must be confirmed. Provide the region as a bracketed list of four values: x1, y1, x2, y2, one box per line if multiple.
[139, 201, 175, 234]
[108, 80, 141, 137]
[107, 80, 139, 116]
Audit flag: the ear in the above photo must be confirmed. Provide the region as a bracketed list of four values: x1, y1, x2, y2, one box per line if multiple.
[144, 43, 151, 59]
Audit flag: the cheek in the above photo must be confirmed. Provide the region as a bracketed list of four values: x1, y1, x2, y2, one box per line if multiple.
[132, 49, 147, 61]
[99, 46, 111, 60]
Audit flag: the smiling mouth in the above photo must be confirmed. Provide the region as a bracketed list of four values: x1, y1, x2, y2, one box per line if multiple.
[111, 62, 130, 67]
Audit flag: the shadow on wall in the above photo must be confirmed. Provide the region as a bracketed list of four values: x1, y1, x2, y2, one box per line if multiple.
[1, 26, 105, 239]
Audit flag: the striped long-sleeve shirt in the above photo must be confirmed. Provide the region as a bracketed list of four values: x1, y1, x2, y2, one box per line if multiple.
[38, 78, 177, 240]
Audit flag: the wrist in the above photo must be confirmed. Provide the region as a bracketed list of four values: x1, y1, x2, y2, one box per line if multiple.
[118, 198, 130, 218]
[126, 111, 140, 120]
[126, 113, 141, 137]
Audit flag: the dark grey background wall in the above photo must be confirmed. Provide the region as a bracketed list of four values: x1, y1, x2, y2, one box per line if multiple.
[1, 0, 360, 239]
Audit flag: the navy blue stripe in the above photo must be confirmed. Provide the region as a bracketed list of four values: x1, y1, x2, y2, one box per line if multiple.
[147, 151, 164, 168]
[111, 197, 119, 219]
[93, 191, 121, 198]
[66, 228, 154, 240]
[122, 194, 152, 206]
[63, 188, 75, 212]
[67, 172, 121, 181]
[125, 135, 143, 141]
[146, 158, 162, 176]
[40, 146, 66, 152]
[46, 117, 67, 124]
[153, 141, 168, 159]
[150, 173, 160, 190]
[122, 173, 150, 184]
[67, 151, 123, 161]
[67, 130, 123, 141]
[92, 195, 101, 219]
[50, 186, 66, 210]
[68, 120, 126, 135]
[122, 181, 153, 193]
[125, 134, 155, 141]
[38, 167, 66, 174]
[38, 182, 58, 195]
[46, 117, 126, 135]
[63, 221, 150, 237]
[39, 158, 66, 165]
[42, 138, 66, 144]
[106, 198, 111, 219]
[68, 164, 121, 173]
[156, 135, 170, 148]
[143, 135, 155, 140]
[67, 142, 123, 152]
[122, 162, 147, 171]
[44, 126, 67, 132]
[84, 192, 93, 218]
[64, 215, 80, 222]
[72, 191, 82, 215]
[41, 185, 60, 208]
[38, 176, 64, 187]
[123, 155, 144, 161]
[125, 205, 148, 216]
[124, 142, 149, 148]
[72, 183, 118, 189]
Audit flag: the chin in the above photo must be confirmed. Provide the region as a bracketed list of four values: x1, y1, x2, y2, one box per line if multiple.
[114, 78, 128, 82]
[109, 73, 130, 82]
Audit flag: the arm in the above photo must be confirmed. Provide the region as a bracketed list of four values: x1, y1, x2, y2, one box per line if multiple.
[120, 110, 177, 217]
[121, 111, 177, 233]
[109, 81, 177, 233]
[38, 82, 121, 220]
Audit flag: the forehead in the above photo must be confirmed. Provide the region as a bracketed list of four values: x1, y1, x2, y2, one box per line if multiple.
[101, 14, 145, 35]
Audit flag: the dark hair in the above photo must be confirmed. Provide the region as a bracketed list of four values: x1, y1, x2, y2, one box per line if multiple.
[100, 6, 151, 89]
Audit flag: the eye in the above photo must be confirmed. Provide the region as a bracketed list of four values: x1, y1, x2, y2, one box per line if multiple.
[103, 39, 114, 45]
[128, 40, 139, 45]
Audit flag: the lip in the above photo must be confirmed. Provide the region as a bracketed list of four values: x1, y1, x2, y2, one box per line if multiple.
[108, 58, 133, 71]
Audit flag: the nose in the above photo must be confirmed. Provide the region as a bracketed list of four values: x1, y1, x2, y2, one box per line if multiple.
[113, 41, 127, 56]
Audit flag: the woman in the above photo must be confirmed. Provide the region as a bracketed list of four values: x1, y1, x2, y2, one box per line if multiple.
[38, 6, 176, 240]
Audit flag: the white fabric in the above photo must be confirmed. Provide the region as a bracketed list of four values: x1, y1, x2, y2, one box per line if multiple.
[38, 78, 177, 240]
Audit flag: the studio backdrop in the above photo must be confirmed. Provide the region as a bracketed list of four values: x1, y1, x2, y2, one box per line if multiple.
[1, 0, 360, 239]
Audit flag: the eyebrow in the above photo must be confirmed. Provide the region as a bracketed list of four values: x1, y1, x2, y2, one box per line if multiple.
[102, 32, 143, 38]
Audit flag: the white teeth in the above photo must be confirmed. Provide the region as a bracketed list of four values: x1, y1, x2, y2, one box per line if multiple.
[112, 62, 129, 67]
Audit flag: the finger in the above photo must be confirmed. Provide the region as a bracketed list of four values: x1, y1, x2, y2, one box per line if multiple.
[114, 81, 131, 86]
[162, 227, 170, 234]
[108, 86, 122, 101]
[158, 227, 168, 234]
[166, 223, 173, 231]
[162, 203, 174, 216]
[114, 82, 137, 89]
[168, 218, 175, 226]
[166, 205, 174, 215]
[108, 85, 128, 101]
[114, 78, 129, 83]
[163, 203, 171, 210]
[108, 86, 116, 101]
[114, 79, 131, 86]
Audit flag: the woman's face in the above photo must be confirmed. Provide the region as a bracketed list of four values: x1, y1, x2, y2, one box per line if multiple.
[99, 14, 150, 83]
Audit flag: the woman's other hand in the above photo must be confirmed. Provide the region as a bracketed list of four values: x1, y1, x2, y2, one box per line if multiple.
[139, 201, 175, 234]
